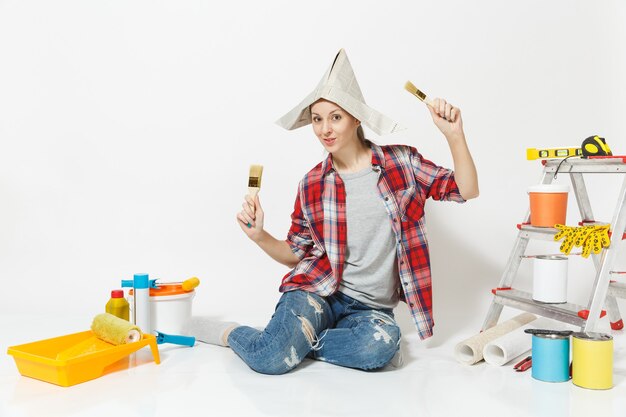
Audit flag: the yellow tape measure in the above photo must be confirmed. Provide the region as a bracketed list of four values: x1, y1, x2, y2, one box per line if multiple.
[526, 147, 582, 160]
[581, 135, 612, 157]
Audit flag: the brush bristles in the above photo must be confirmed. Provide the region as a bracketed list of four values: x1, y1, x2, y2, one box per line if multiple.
[248, 164, 263, 188]
[404, 81, 427, 102]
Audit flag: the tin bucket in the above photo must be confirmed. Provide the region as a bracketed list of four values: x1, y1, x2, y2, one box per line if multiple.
[531, 333, 570, 383]
[572, 332, 613, 390]
[532, 255, 568, 303]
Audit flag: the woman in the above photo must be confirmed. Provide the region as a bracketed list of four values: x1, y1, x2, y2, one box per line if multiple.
[184, 49, 478, 374]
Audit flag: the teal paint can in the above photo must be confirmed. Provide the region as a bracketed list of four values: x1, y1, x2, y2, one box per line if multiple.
[531, 333, 570, 383]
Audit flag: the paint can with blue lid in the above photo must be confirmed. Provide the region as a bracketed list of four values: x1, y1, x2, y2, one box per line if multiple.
[530, 331, 570, 383]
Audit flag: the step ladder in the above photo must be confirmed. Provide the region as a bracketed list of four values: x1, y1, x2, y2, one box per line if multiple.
[482, 156, 626, 332]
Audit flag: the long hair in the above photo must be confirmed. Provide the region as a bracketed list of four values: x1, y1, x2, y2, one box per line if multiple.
[357, 125, 372, 148]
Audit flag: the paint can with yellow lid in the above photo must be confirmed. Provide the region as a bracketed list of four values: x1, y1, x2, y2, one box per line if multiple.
[572, 332, 613, 390]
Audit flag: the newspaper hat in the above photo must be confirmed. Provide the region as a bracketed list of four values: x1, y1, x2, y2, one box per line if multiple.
[276, 49, 402, 136]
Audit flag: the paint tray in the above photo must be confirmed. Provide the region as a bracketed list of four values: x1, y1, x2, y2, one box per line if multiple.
[7, 330, 161, 387]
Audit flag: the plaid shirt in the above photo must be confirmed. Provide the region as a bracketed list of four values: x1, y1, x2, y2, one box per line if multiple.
[281, 143, 465, 339]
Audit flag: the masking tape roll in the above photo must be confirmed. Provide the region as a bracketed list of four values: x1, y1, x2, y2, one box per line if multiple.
[572, 332, 613, 390]
[454, 313, 537, 365]
[91, 313, 142, 345]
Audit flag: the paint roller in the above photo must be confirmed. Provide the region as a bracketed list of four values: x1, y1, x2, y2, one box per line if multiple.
[91, 313, 142, 345]
[92, 313, 195, 347]
[55, 313, 142, 360]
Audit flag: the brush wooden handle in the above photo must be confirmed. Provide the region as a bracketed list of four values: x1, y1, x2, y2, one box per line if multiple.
[248, 187, 260, 198]
[423, 97, 434, 107]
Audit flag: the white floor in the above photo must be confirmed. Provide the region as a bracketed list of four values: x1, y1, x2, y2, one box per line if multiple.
[2, 313, 626, 417]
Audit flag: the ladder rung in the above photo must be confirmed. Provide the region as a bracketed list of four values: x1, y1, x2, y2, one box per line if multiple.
[609, 282, 626, 298]
[516, 224, 559, 241]
[492, 289, 586, 326]
[517, 223, 626, 241]
[543, 158, 626, 173]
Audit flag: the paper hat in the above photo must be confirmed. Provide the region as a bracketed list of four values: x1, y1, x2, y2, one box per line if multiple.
[276, 49, 402, 136]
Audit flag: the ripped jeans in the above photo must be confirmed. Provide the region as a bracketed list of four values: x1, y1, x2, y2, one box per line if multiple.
[227, 290, 401, 375]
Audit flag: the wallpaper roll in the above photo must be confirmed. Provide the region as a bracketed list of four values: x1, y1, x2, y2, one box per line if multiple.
[483, 317, 556, 366]
[454, 313, 536, 365]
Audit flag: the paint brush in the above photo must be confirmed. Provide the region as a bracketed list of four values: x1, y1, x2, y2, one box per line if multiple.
[404, 81, 434, 107]
[248, 164, 263, 200]
[247, 165, 263, 225]
[404, 80, 453, 122]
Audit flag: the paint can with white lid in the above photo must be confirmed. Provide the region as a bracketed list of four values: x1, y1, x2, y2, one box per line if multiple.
[130, 284, 195, 334]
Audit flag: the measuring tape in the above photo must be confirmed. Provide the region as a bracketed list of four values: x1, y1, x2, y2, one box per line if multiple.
[582, 135, 612, 157]
[526, 147, 582, 160]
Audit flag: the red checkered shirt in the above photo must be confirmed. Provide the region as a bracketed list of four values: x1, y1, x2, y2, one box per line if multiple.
[281, 143, 465, 339]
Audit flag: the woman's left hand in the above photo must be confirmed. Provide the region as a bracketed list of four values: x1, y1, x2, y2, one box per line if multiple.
[427, 98, 464, 140]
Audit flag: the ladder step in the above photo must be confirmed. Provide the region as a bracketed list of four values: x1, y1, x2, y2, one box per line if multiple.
[517, 223, 626, 241]
[492, 289, 586, 326]
[609, 282, 626, 298]
[517, 224, 559, 242]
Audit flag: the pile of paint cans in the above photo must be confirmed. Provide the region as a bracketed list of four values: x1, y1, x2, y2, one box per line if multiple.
[527, 329, 613, 389]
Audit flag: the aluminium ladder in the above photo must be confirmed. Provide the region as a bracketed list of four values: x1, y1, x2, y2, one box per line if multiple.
[482, 157, 626, 333]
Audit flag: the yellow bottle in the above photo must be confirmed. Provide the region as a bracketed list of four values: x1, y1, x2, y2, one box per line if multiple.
[106, 290, 130, 321]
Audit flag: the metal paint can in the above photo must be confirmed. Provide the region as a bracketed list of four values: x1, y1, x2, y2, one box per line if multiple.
[532, 255, 568, 303]
[531, 333, 570, 383]
[572, 332, 613, 390]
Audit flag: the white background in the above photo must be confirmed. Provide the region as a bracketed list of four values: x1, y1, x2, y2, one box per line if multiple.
[1, 0, 625, 346]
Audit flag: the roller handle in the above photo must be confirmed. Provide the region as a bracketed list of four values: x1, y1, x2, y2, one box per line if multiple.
[121, 279, 158, 289]
[155, 331, 196, 347]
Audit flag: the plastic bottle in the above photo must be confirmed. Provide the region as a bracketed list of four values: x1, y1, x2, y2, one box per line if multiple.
[106, 289, 130, 321]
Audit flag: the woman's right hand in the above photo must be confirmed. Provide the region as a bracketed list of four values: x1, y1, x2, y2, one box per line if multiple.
[237, 194, 265, 241]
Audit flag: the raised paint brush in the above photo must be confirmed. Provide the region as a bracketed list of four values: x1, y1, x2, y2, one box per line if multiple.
[246, 164, 263, 227]
[404, 80, 452, 122]
[248, 164, 263, 199]
[404, 81, 434, 107]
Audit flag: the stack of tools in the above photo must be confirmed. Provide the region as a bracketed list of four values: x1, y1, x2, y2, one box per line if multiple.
[554, 224, 611, 257]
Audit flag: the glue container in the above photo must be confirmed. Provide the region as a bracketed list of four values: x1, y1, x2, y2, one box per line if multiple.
[105, 290, 130, 320]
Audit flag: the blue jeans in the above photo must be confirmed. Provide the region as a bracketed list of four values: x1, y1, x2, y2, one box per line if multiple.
[228, 290, 401, 375]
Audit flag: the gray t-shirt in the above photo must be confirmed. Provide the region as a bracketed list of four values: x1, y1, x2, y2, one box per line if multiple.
[338, 166, 400, 310]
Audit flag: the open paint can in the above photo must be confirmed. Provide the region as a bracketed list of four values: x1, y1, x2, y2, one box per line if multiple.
[531, 333, 570, 383]
[572, 332, 613, 390]
[130, 284, 195, 334]
[532, 255, 568, 303]
[528, 184, 569, 227]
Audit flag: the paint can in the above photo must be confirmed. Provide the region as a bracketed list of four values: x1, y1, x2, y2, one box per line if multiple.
[528, 184, 569, 227]
[532, 255, 568, 303]
[572, 332, 613, 390]
[130, 284, 195, 334]
[531, 333, 570, 383]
